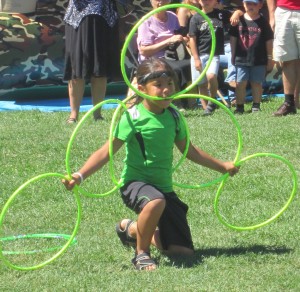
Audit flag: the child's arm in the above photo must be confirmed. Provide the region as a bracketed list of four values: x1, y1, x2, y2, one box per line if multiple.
[230, 9, 243, 26]
[62, 138, 124, 190]
[175, 139, 239, 176]
[189, 35, 202, 72]
[230, 35, 237, 66]
[266, 0, 276, 31]
[139, 34, 184, 58]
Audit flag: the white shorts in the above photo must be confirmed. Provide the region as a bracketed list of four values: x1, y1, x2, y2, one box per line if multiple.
[191, 55, 220, 85]
[274, 7, 300, 62]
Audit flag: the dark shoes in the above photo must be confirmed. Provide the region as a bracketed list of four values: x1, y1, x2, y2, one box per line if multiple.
[273, 102, 297, 116]
[203, 102, 217, 116]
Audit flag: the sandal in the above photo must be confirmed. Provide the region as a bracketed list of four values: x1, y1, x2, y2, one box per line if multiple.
[115, 219, 136, 248]
[66, 117, 77, 124]
[132, 252, 156, 271]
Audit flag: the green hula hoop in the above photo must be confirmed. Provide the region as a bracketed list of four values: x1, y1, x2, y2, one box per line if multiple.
[0, 173, 82, 271]
[120, 3, 216, 101]
[172, 94, 243, 189]
[65, 99, 128, 198]
[214, 153, 298, 231]
[1, 233, 78, 255]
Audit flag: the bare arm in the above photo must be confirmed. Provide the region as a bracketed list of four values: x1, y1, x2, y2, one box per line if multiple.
[230, 9, 243, 26]
[189, 35, 202, 71]
[175, 138, 239, 176]
[63, 138, 124, 189]
[230, 35, 238, 65]
[266, 0, 277, 31]
[139, 34, 184, 57]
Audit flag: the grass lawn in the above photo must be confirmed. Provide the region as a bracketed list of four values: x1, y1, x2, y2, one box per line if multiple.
[0, 97, 299, 291]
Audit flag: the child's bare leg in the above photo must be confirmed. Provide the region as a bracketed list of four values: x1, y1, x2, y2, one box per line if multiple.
[199, 83, 209, 109]
[235, 80, 247, 113]
[251, 81, 262, 104]
[207, 73, 218, 99]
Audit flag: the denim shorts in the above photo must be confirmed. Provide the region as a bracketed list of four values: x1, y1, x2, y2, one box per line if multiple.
[236, 65, 266, 84]
[191, 55, 220, 85]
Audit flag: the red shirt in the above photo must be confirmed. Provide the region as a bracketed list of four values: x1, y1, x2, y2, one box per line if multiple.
[277, 0, 300, 10]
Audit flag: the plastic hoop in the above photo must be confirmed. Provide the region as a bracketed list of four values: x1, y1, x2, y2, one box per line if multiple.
[1, 233, 78, 255]
[120, 3, 216, 101]
[172, 94, 243, 189]
[0, 173, 82, 271]
[214, 153, 298, 231]
[65, 99, 129, 198]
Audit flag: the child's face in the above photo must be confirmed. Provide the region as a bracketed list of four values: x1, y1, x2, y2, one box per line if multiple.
[243, 1, 262, 16]
[199, 0, 217, 10]
[139, 73, 176, 112]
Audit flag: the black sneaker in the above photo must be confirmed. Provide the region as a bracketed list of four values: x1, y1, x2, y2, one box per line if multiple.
[273, 102, 297, 116]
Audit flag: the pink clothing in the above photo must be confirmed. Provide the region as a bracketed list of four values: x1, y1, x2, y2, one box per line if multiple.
[137, 11, 180, 62]
[277, 0, 300, 10]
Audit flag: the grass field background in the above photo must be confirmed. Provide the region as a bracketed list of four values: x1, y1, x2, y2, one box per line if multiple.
[0, 97, 299, 291]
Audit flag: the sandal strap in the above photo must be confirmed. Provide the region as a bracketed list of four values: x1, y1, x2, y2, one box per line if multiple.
[134, 252, 156, 271]
[116, 220, 136, 248]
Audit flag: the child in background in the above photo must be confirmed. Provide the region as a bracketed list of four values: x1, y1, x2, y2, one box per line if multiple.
[62, 58, 239, 271]
[189, 0, 242, 115]
[229, 0, 273, 114]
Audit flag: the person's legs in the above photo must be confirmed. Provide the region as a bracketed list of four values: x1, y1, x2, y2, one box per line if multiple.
[235, 81, 247, 114]
[207, 73, 218, 100]
[68, 78, 85, 122]
[91, 76, 107, 120]
[273, 60, 298, 116]
[250, 81, 263, 112]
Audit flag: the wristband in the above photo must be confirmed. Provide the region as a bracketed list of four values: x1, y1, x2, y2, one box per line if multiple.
[267, 55, 273, 60]
[73, 172, 84, 184]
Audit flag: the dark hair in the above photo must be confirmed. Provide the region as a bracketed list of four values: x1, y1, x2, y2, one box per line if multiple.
[136, 58, 179, 87]
[125, 58, 179, 108]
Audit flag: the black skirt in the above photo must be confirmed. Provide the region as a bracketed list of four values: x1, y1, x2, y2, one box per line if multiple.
[64, 14, 121, 81]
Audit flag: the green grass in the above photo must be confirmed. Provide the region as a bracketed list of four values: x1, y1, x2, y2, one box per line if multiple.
[0, 97, 299, 291]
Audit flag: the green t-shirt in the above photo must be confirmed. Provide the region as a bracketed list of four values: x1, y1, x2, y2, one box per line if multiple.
[114, 103, 187, 192]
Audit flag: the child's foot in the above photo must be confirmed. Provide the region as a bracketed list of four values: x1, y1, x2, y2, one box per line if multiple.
[132, 252, 157, 271]
[115, 219, 136, 248]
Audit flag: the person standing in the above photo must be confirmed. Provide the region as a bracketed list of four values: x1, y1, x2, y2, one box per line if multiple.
[230, 0, 274, 114]
[64, 0, 121, 123]
[267, 0, 300, 116]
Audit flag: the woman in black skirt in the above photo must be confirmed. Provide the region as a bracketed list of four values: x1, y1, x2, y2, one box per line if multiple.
[64, 0, 120, 123]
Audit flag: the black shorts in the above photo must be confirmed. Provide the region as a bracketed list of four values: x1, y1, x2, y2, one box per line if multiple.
[120, 181, 194, 250]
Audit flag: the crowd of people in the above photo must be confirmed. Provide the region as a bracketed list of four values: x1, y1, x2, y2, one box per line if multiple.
[62, 0, 299, 271]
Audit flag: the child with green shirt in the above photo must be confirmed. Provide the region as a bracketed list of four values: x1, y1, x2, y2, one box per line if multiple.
[62, 57, 239, 271]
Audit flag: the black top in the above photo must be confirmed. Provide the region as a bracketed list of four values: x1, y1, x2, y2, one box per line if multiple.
[189, 9, 232, 56]
[229, 15, 274, 66]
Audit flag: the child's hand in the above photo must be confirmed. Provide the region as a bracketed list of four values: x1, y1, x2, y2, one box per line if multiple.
[194, 59, 202, 71]
[62, 173, 82, 190]
[223, 162, 239, 176]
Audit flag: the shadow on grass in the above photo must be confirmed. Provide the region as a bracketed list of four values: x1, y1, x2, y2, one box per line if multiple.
[161, 245, 292, 268]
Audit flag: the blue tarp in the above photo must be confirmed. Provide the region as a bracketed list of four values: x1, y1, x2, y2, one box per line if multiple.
[0, 95, 125, 112]
[0, 94, 284, 112]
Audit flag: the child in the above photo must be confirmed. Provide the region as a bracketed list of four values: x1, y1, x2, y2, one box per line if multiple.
[62, 58, 239, 271]
[189, 0, 241, 115]
[229, 0, 273, 114]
